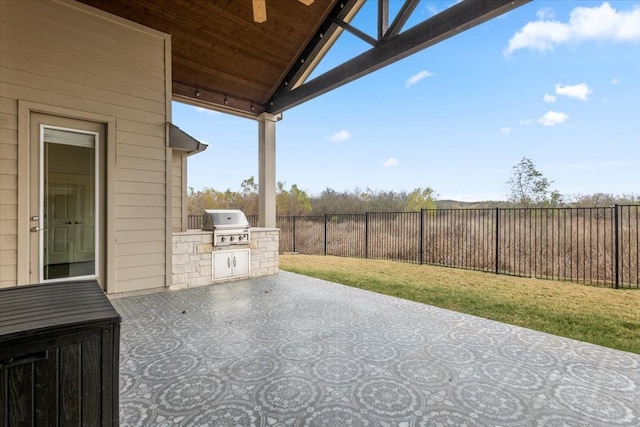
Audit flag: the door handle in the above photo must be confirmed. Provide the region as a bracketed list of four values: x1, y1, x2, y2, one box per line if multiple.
[65, 221, 73, 224]
[30, 227, 46, 232]
[233, 257, 236, 267]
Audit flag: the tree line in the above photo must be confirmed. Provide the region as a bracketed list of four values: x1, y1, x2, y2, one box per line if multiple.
[188, 179, 437, 216]
[188, 158, 639, 216]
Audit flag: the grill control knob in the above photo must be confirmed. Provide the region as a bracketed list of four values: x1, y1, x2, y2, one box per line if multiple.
[230, 236, 235, 241]
[221, 237, 226, 242]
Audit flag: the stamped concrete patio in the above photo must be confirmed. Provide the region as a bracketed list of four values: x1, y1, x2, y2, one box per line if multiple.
[112, 271, 640, 426]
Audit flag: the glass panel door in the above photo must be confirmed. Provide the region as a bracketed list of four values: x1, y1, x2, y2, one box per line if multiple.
[42, 127, 97, 281]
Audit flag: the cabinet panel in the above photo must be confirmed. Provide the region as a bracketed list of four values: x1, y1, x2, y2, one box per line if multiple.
[8, 364, 32, 425]
[213, 251, 233, 280]
[34, 350, 58, 424]
[212, 249, 250, 281]
[232, 249, 250, 277]
[60, 343, 81, 425]
[82, 336, 102, 424]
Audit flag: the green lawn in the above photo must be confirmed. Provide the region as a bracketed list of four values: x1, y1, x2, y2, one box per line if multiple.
[280, 255, 640, 354]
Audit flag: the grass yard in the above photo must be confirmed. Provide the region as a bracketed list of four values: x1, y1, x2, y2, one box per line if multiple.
[280, 254, 640, 354]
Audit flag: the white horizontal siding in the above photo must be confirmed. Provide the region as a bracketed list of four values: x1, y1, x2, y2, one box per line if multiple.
[117, 130, 167, 148]
[0, 0, 171, 292]
[115, 181, 165, 195]
[2, 5, 164, 75]
[0, 68, 165, 115]
[116, 144, 166, 160]
[0, 97, 17, 287]
[115, 206, 166, 219]
[116, 252, 165, 269]
[1, 51, 165, 103]
[172, 152, 183, 232]
[116, 169, 166, 184]
[115, 276, 166, 293]
[116, 120, 166, 138]
[117, 241, 166, 257]
[118, 156, 166, 172]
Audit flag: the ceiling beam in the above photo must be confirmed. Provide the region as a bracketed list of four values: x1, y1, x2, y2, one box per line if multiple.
[378, 0, 388, 40]
[269, 0, 361, 97]
[173, 81, 264, 118]
[267, 0, 530, 114]
[384, 0, 420, 40]
[336, 19, 377, 47]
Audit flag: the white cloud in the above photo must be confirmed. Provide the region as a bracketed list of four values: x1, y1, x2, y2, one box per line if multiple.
[505, 2, 640, 55]
[611, 77, 621, 84]
[555, 83, 592, 101]
[543, 94, 557, 103]
[405, 70, 434, 88]
[426, 4, 439, 15]
[500, 127, 511, 135]
[538, 111, 569, 126]
[330, 130, 351, 143]
[602, 160, 624, 167]
[536, 7, 556, 21]
[519, 118, 534, 125]
[194, 106, 220, 115]
[383, 157, 399, 168]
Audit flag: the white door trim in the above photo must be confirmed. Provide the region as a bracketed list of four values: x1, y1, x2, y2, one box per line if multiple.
[18, 101, 115, 292]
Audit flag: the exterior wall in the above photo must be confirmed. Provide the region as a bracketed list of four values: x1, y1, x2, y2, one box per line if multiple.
[171, 151, 184, 232]
[171, 151, 182, 233]
[0, 0, 171, 293]
[171, 228, 279, 290]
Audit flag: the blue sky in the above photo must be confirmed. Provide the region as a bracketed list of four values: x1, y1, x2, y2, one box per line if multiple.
[175, 1, 640, 201]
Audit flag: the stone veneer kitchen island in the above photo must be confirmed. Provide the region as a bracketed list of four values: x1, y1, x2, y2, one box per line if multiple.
[171, 228, 279, 289]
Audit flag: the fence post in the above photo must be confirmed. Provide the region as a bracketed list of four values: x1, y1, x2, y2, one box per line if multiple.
[495, 207, 500, 275]
[324, 214, 328, 256]
[365, 212, 369, 259]
[614, 204, 619, 289]
[419, 209, 425, 265]
[292, 216, 296, 253]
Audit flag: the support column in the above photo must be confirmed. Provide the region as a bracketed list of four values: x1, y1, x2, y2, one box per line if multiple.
[258, 113, 280, 228]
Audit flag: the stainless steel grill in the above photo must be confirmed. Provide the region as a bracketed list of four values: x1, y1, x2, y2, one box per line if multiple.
[202, 209, 250, 247]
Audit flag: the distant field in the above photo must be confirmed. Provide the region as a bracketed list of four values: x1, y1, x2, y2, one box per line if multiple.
[280, 254, 640, 354]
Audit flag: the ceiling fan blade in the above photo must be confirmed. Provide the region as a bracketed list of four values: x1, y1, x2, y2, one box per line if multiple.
[253, 0, 267, 23]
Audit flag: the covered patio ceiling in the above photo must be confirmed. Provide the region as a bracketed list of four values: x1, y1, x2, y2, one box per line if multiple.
[77, 0, 529, 118]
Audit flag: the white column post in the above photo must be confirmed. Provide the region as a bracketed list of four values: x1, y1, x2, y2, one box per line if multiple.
[258, 113, 280, 228]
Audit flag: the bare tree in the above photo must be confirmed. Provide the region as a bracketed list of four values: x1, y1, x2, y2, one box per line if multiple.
[506, 157, 562, 207]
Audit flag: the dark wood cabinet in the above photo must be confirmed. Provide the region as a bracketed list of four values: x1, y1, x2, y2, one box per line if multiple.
[0, 280, 121, 426]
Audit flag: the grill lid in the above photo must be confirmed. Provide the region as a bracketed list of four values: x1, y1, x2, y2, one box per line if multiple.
[202, 209, 250, 231]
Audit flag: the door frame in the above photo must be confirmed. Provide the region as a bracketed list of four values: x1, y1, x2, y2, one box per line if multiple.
[17, 101, 116, 291]
[36, 123, 100, 283]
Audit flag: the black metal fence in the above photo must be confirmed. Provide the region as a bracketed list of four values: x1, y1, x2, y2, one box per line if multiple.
[188, 205, 640, 288]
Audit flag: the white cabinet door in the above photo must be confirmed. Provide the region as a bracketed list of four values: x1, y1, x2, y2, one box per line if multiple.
[212, 249, 250, 280]
[213, 251, 232, 280]
[231, 249, 250, 277]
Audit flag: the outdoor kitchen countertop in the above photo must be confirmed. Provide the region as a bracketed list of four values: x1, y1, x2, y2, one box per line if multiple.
[173, 227, 279, 236]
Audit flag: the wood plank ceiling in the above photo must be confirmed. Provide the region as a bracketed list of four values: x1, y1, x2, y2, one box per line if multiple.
[77, 0, 347, 117]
